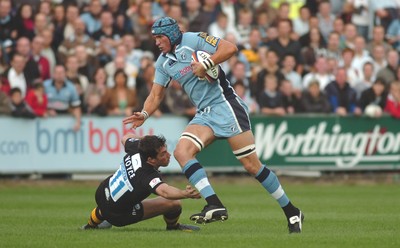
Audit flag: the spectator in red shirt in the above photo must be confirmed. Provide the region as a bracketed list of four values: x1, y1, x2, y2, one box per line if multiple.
[25, 82, 48, 117]
[384, 81, 400, 118]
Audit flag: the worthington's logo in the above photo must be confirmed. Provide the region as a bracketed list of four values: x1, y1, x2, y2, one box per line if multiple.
[255, 122, 400, 168]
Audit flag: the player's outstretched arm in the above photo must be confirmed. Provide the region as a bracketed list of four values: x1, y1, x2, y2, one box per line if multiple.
[123, 84, 166, 129]
[155, 184, 201, 200]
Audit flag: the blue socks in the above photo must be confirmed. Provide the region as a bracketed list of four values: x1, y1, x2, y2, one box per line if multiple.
[182, 159, 223, 206]
[255, 165, 290, 207]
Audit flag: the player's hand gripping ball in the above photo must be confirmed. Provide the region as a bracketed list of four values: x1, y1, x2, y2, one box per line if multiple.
[192, 50, 219, 82]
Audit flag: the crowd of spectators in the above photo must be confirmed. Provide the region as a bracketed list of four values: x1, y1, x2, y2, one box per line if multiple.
[1, 0, 400, 130]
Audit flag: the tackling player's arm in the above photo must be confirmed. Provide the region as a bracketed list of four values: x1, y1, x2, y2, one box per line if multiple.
[155, 183, 201, 200]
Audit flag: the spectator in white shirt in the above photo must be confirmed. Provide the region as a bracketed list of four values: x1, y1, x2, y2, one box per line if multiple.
[302, 56, 334, 90]
[208, 12, 241, 43]
[351, 36, 373, 73]
[7, 53, 27, 97]
[293, 6, 311, 37]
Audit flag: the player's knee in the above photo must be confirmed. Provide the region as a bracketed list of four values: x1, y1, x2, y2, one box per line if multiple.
[242, 161, 261, 175]
[165, 199, 182, 212]
[173, 148, 186, 162]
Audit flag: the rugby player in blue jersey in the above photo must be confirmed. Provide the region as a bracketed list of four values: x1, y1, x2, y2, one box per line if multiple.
[123, 17, 304, 233]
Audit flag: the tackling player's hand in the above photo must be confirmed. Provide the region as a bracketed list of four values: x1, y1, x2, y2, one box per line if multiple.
[123, 112, 146, 129]
[184, 185, 201, 199]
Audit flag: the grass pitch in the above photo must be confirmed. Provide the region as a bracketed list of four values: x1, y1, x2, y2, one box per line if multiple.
[0, 176, 399, 248]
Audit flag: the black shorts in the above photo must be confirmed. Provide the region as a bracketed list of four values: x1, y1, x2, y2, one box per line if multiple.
[95, 179, 144, 227]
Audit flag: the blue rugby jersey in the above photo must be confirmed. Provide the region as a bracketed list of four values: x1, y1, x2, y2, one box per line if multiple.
[154, 32, 236, 110]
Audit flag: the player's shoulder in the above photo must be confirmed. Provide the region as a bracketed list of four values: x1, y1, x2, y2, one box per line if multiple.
[124, 138, 140, 154]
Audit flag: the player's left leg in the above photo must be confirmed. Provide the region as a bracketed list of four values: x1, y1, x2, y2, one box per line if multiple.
[174, 124, 228, 224]
[228, 130, 304, 233]
[141, 197, 200, 232]
[81, 207, 111, 230]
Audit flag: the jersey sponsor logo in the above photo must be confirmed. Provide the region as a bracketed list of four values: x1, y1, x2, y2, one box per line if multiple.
[198, 32, 218, 47]
[149, 177, 161, 188]
[172, 65, 192, 80]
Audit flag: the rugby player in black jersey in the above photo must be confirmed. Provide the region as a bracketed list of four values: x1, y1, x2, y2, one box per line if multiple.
[82, 133, 201, 231]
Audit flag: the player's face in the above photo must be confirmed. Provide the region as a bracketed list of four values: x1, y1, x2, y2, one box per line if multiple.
[153, 35, 172, 53]
[155, 145, 171, 167]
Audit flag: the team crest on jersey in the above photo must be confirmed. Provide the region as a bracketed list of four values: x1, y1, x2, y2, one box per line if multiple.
[180, 52, 187, 60]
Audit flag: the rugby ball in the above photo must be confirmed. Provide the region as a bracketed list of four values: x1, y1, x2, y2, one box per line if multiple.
[192, 50, 219, 82]
[364, 104, 382, 118]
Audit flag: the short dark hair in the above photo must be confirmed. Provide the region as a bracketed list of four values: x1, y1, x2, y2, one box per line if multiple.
[139, 135, 167, 160]
[9, 87, 22, 96]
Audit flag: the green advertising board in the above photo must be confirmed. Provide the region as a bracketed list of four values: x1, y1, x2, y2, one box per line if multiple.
[197, 115, 400, 171]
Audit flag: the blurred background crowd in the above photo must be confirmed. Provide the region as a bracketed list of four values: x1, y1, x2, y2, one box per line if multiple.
[1, 0, 400, 130]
